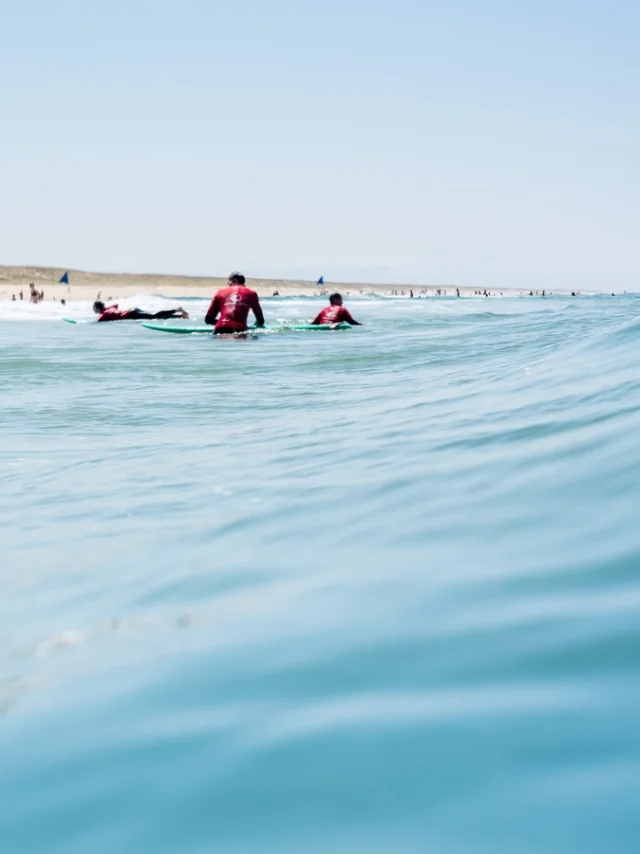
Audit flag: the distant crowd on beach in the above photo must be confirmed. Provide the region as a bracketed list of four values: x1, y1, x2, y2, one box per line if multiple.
[314, 287, 593, 298]
[11, 283, 66, 305]
[12, 284, 589, 302]
[7, 282, 623, 304]
[384, 288, 586, 298]
[11, 283, 45, 303]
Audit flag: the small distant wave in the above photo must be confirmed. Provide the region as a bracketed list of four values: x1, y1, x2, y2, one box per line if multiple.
[34, 630, 84, 658]
[0, 301, 80, 322]
[0, 294, 207, 322]
[152, 294, 211, 303]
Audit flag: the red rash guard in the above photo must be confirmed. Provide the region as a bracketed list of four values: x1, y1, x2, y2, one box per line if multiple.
[97, 305, 133, 322]
[311, 305, 357, 325]
[205, 286, 264, 332]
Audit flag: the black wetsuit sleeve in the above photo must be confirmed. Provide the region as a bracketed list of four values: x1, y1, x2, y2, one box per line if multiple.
[342, 309, 361, 325]
[252, 294, 265, 327]
[205, 296, 219, 326]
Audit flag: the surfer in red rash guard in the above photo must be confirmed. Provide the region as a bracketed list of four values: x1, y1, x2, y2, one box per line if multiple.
[311, 293, 361, 326]
[93, 301, 189, 322]
[204, 272, 265, 334]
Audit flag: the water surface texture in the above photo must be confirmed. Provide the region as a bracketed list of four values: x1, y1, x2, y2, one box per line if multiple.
[2, 294, 639, 853]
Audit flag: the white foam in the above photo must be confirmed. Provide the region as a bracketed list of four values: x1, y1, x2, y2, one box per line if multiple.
[0, 293, 209, 323]
[34, 630, 83, 658]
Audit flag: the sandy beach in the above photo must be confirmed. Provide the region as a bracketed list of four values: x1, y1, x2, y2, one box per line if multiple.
[0, 265, 556, 304]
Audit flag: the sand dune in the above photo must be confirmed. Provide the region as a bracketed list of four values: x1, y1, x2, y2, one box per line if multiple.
[0, 264, 547, 303]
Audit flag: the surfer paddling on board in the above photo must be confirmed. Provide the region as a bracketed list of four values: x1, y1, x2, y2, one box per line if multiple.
[204, 272, 265, 334]
[311, 293, 362, 326]
[93, 302, 189, 322]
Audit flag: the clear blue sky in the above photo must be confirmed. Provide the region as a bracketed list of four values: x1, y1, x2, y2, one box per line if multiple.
[1, 0, 639, 289]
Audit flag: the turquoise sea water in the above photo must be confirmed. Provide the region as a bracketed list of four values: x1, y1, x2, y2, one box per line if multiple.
[2, 293, 639, 853]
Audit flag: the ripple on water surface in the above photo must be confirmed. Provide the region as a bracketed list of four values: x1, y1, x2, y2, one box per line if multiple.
[1, 295, 640, 853]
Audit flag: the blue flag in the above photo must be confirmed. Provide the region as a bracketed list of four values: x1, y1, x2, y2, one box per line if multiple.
[317, 276, 324, 286]
[59, 272, 69, 284]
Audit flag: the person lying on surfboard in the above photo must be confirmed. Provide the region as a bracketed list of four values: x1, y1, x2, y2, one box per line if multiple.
[311, 293, 361, 326]
[93, 301, 189, 322]
[204, 272, 265, 334]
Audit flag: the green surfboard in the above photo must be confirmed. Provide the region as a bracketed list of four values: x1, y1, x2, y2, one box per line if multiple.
[140, 322, 352, 334]
[63, 318, 146, 325]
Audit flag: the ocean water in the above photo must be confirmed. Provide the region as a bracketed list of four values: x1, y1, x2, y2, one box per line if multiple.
[1, 293, 639, 853]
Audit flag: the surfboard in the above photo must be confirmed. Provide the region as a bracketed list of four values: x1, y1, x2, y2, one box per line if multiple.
[63, 317, 162, 325]
[63, 318, 110, 324]
[140, 322, 353, 334]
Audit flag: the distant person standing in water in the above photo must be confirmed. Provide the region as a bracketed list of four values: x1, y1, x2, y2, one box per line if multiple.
[29, 284, 39, 304]
[205, 272, 265, 333]
[311, 293, 362, 326]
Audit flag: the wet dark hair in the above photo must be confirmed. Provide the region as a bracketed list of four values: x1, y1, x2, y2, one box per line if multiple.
[329, 292, 342, 304]
[229, 272, 246, 285]
[93, 300, 105, 313]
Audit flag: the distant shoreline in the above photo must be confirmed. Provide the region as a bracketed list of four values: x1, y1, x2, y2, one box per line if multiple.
[0, 264, 580, 302]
